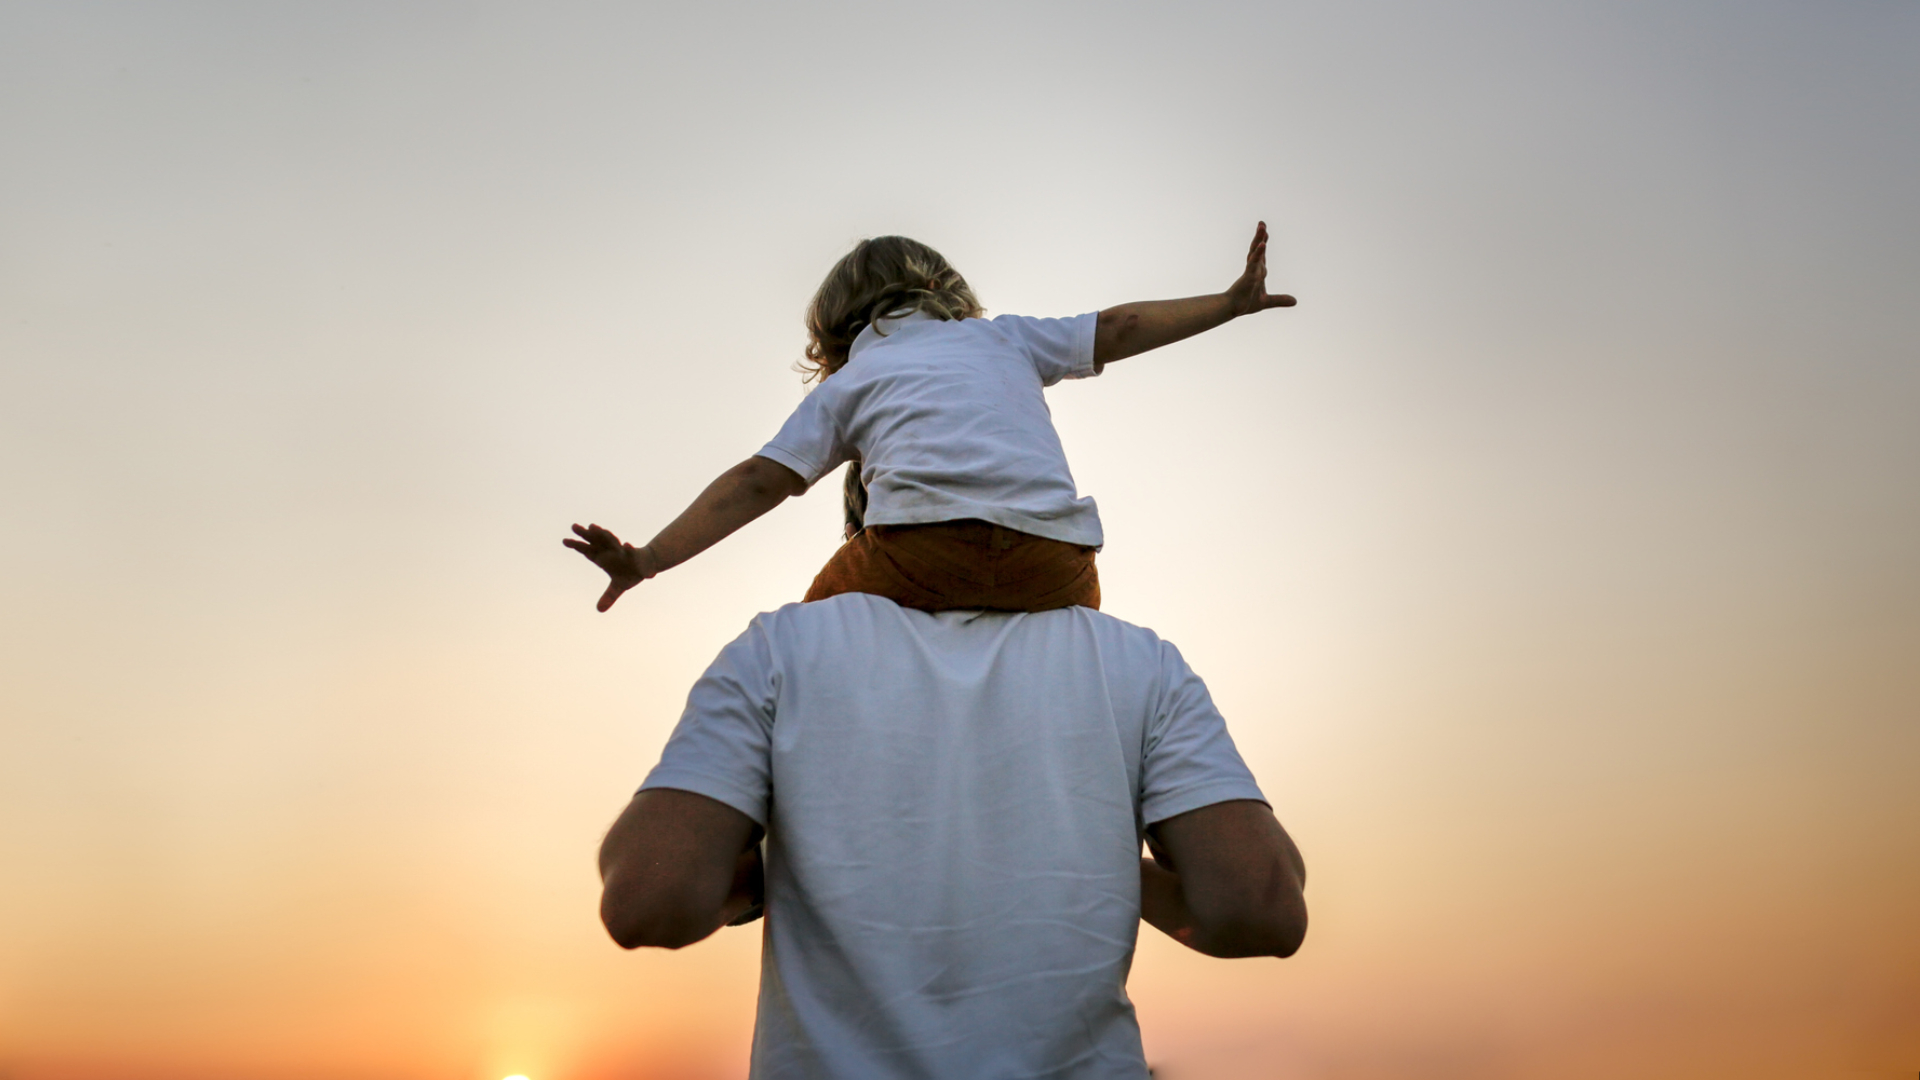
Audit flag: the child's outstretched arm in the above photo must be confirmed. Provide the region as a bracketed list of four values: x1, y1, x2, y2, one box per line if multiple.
[566, 455, 807, 612]
[1093, 221, 1296, 367]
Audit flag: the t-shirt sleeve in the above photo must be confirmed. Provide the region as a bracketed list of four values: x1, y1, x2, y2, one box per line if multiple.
[1139, 640, 1267, 826]
[991, 312, 1100, 386]
[756, 385, 851, 487]
[638, 615, 780, 827]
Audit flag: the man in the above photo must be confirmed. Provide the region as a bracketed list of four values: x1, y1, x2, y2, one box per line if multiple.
[599, 594, 1307, 1078]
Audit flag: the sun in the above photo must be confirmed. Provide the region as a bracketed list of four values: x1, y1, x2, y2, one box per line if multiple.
[502, 1075, 531, 1080]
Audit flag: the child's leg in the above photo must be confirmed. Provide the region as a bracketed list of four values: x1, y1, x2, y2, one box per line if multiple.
[804, 520, 1099, 612]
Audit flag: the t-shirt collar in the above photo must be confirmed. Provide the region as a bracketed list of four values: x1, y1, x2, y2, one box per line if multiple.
[848, 307, 939, 363]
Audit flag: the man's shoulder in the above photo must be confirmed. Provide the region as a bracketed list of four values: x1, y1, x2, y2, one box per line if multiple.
[753, 595, 1171, 658]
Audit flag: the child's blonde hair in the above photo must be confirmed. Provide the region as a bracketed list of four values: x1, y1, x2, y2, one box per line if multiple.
[801, 235, 984, 382]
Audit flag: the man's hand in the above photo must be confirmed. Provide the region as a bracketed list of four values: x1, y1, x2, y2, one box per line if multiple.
[565, 522, 659, 612]
[1223, 221, 1296, 317]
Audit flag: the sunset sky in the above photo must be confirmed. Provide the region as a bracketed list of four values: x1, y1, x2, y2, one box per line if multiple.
[2, 2, 1917, 1078]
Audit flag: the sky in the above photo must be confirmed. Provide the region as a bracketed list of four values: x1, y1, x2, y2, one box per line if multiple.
[2, 2, 1917, 1078]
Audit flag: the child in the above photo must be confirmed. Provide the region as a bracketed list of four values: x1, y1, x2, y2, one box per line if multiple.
[566, 222, 1296, 614]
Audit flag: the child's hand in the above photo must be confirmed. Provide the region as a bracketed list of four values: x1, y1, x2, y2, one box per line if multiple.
[1224, 221, 1297, 318]
[564, 522, 658, 612]
[1093, 222, 1297, 365]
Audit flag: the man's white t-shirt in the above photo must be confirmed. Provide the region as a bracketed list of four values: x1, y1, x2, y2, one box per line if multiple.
[756, 309, 1107, 548]
[640, 594, 1267, 1079]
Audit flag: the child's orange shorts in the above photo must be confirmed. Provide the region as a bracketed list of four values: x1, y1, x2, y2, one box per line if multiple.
[803, 520, 1100, 612]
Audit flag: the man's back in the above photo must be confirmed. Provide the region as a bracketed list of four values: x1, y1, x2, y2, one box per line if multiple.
[641, 594, 1264, 1078]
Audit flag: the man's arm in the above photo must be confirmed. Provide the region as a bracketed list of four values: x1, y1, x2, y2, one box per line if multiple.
[1139, 799, 1307, 958]
[598, 788, 765, 949]
[1092, 221, 1297, 368]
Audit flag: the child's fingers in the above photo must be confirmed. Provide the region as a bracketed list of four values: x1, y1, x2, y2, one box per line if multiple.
[574, 522, 626, 551]
[597, 580, 633, 612]
[564, 540, 624, 568]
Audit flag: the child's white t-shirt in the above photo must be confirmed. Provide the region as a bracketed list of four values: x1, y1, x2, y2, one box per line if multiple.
[755, 308, 1106, 548]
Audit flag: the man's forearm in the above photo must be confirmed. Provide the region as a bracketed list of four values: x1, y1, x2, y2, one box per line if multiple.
[1094, 294, 1237, 367]
[1140, 802, 1309, 959]
[1140, 855, 1305, 959]
[721, 844, 767, 926]
[599, 789, 763, 950]
[1140, 857, 1201, 949]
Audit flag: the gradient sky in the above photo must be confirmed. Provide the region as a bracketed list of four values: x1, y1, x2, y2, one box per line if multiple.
[2, 3, 1917, 1079]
